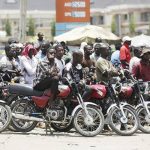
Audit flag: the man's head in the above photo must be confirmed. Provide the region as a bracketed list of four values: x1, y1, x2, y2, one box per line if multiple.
[84, 45, 93, 56]
[133, 47, 142, 58]
[72, 51, 83, 65]
[140, 48, 150, 62]
[46, 48, 56, 61]
[55, 44, 64, 60]
[37, 32, 44, 41]
[41, 41, 50, 55]
[94, 44, 101, 56]
[122, 36, 131, 46]
[95, 37, 102, 43]
[99, 43, 110, 58]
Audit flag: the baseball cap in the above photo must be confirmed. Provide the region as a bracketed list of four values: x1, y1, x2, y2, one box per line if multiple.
[122, 36, 131, 43]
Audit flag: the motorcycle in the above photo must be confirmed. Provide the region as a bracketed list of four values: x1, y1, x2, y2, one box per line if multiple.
[7, 77, 104, 137]
[0, 81, 12, 132]
[119, 70, 150, 133]
[84, 71, 139, 136]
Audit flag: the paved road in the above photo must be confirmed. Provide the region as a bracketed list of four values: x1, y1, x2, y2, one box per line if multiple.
[0, 128, 150, 150]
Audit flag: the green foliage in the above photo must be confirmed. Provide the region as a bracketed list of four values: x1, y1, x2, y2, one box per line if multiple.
[51, 21, 56, 37]
[129, 15, 136, 34]
[111, 16, 116, 34]
[27, 17, 35, 36]
[5, 19, 11, 36]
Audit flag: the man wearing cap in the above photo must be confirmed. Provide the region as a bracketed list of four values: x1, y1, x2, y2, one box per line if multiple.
[132, 48, 150, 81]
[120, 36, 131, 69]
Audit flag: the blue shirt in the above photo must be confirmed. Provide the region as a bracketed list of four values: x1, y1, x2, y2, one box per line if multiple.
[111, 50, 120, 66]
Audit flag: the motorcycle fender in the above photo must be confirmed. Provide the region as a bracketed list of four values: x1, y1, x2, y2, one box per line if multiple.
[106, 102, 135, 115]
[136, 102, 150, 111]
[71, 102, 100, 117]
[120, 102, 136, 110]
[106, 104, 118, 115]
[0, 100, 7, 104]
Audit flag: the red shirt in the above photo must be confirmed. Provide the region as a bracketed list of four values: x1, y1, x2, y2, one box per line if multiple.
[132, 60, 150, 81]
[120, 44, 131, 68]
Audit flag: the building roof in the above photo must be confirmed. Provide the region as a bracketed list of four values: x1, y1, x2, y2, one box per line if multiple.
[0, 0, 55, 10]
[0, 0, 150, 11]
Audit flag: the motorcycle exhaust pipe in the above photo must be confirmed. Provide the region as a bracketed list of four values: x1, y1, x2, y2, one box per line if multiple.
[12, 113, 45, 122]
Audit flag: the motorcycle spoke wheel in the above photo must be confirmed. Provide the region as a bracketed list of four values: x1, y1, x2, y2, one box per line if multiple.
[0, 103, 12, 132]
[109, 105, 138, 136]
[73, 105, 104, 137]
[137, 106, 150, 133]
[11, 100, 37, 132]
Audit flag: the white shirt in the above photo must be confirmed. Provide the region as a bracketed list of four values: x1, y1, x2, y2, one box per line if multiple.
[55, 58, 65, 76]
[129, 56, 141, 72]
[20, 56, 38, 86]
[0, 56, 16, 70]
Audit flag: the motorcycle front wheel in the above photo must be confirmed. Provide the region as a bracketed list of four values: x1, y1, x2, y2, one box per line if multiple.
[137, 106, 150, 133]
[108, 105, 139, 136]
[0, 102, 12, 132]
[73, 105, 104, 137]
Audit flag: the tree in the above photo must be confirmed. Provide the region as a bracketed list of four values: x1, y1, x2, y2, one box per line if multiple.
[5, 19, 11, 36]
[27, 17, 35, 36]
[111, 16, 116, 34]
[129, 15, 136, 35]
[51, 20, 56, 37]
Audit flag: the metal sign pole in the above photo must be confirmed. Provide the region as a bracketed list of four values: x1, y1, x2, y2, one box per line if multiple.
[19, 0, 27, 43]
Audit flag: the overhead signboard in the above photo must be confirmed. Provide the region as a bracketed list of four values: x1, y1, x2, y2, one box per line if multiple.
[56, 0, 90, 36]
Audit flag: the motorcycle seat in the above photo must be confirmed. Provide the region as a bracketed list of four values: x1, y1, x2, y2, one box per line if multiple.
[8, 83, 44, 96]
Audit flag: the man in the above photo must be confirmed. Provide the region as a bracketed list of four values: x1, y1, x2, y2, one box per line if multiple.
[132, 48, 150, 81]
[34, 47, 60, 102]
[96, 43, 118, 82]
[129, 47, 141, 72]
[90, 43, 101, 63]
[111, 44, 121, 68]
[64, 51, 83, 84]
[36, 41, 50, 62]
[34, 32, 45, 51]
[82, 45, 94, 68]
[120, 36, 131, 69]
[55, 44, 65, 76]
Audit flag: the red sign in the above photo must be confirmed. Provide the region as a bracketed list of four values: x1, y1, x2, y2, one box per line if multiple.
[56, 0, 90, 23]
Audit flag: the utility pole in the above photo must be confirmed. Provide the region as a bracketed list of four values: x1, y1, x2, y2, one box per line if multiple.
[19, 0, 27, 43]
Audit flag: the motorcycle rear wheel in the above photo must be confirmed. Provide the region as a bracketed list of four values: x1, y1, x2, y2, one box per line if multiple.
[137, 106, 150, 133]
[0, 103, 12, 132]
[11, 100, 38, 132]
[108, 105, 139, 136]
[73, 105, 104, 137]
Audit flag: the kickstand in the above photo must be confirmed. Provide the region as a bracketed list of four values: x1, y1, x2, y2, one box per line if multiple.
[45, 122, 53, 135]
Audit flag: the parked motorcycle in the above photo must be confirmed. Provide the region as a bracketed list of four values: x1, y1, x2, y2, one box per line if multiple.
[0, 82, 12, 132]
[120, 70, 150, 133]
[7, 77, 104, 137]
[85, 74, 139, 136]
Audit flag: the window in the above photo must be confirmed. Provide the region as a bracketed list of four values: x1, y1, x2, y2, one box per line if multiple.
[6, 0, 16, 3]
[99, 16, 104, 24]
[141, 12, 150, 22]
[123, 14, 128, 22]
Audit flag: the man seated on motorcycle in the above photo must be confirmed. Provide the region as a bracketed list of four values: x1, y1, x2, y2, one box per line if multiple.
[82, 44, 96, 85]
[33, 47, 60, 105]
[132, 47, 150, 81]
[64, 50, 83, 84]
[0, 42, 21, 82]
[96, 43, 119, 83]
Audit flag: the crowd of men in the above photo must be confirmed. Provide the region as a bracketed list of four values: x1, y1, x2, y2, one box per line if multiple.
[0, 32, 150, 104]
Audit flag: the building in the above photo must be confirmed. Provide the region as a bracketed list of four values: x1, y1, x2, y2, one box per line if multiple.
[0, 0, 150, 41]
